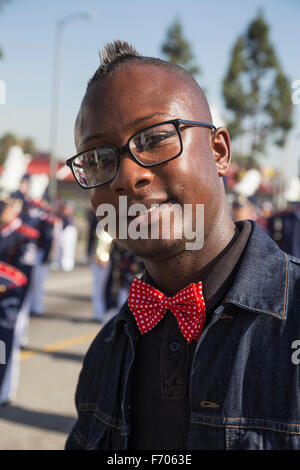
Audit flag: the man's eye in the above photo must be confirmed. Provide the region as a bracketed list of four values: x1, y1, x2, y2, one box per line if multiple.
[98, 152, 115, 168]
[148, 133, 168, 145]
[85, 155, 97, 167]
[82, 150, 114, 169]
[135, 131, 174, 151]
[78, 152, 97, 169]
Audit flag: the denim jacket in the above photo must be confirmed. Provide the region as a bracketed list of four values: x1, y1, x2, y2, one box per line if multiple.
[65, 221, 300, 450]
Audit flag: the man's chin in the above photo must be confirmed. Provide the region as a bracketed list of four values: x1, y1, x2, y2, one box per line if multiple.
[116, 237, 186, 260]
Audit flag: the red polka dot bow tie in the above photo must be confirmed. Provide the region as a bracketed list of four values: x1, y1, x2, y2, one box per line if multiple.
[128, 277, 206, 343]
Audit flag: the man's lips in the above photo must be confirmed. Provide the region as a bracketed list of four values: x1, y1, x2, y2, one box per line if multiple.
[124, 199, 180, 229]
[117, 199, 174, 219]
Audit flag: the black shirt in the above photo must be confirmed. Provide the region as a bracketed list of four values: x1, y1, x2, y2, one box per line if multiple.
[128, 220, 252, 450]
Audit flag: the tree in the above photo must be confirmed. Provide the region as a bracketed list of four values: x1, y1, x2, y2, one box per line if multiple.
[161, 18, 201, 77]
[0, 0, 11, 59]
[222, 11, 293, 161]
[22, 137, 37, 156]
[0, 133, 37, 164]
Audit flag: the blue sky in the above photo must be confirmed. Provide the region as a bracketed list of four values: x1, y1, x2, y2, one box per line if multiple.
[0, 0, 299, 177]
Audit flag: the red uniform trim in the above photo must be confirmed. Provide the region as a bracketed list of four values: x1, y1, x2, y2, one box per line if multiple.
[16, 224, 40, 239]
[0, 261, 28, 287]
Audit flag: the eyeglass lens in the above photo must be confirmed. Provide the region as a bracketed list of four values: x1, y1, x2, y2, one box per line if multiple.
[72, 122, 181, 188]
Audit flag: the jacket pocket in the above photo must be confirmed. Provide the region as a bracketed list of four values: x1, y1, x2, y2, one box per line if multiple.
[86, 408, 126, 450]
[225, 418, 300, 450]
[190, 413, 300, 450]
[67, 404, 127, 450]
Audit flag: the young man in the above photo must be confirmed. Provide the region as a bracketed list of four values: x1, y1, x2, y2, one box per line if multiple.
[65, 41, 300, 450]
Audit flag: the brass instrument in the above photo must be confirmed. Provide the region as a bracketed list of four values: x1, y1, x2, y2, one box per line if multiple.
[95, 229, 113, 265]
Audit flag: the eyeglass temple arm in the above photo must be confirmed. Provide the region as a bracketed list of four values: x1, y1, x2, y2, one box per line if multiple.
[178, 119, 217, 131]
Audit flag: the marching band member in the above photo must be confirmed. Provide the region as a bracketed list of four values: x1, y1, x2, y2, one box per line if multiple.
[0, 194, 39, 405]
[0, 261, 28, 406]
[87, 209, 112, 322]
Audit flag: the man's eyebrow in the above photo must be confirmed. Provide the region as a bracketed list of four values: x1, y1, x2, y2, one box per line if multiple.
[80, 112, 169, 146]
[129, 112, 169, 129]
[81, 132, 105, 145]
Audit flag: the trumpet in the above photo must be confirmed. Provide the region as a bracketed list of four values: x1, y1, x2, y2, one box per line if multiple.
[95, 230, 113, 265]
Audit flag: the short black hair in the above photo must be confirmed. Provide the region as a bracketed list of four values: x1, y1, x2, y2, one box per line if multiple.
[87, 40, 200, 92]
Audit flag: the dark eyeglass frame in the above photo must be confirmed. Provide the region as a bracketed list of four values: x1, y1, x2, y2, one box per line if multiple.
[66, 118, 217, 189]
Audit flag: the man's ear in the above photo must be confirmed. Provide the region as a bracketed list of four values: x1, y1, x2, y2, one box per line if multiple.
[210, 127, 231, 177]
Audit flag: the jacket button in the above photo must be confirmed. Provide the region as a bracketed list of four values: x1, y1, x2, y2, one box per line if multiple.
[170, 341, 180, 352]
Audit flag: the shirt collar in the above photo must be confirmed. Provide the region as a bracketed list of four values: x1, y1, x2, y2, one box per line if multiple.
[223, 220, 289, 320]
[199, 220, 251, 315]
[110, 218, 289, 342]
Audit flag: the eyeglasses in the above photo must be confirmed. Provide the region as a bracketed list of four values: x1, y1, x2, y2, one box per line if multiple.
[66, 118, 216, 189]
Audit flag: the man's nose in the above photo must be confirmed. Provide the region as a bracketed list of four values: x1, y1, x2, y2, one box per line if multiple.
[110, 153, 154, 195]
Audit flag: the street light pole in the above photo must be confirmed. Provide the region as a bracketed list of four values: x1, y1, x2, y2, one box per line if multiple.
[49, 12, 93, 206]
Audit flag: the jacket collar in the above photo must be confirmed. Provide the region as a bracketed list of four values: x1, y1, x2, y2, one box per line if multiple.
[223, 220, 289, 320]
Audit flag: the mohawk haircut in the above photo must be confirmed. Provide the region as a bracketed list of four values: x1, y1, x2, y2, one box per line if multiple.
[76, 40, 213, 133]
[87, 39, 200, 91]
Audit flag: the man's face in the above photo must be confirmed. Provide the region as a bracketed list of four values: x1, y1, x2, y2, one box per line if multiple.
[76, 64, 228, 259]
